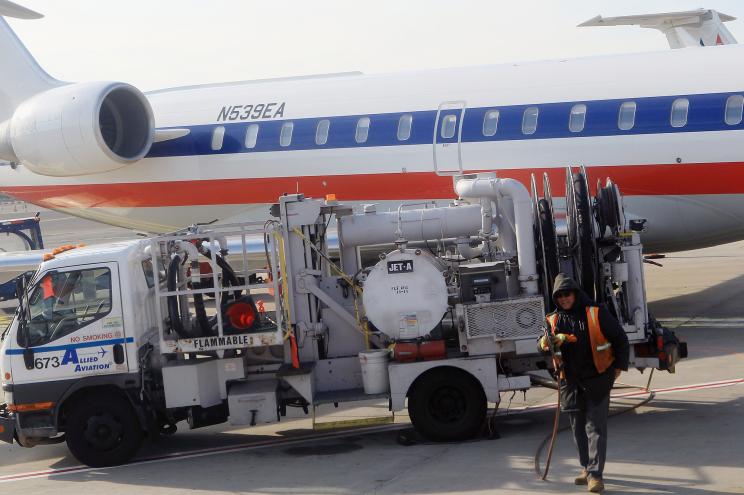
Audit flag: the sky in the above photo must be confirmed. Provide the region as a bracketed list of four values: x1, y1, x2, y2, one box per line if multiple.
[7, 0, 744, 91]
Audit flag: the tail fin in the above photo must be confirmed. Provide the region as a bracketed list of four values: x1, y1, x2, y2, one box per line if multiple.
[579, 9, 738, 49]
[0, 1, 59, 122]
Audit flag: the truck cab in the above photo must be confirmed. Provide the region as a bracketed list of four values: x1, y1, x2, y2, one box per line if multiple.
[1, 240, 151, 462]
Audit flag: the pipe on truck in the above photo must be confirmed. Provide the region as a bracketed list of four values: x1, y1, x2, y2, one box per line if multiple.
[454, 176, 539, 295]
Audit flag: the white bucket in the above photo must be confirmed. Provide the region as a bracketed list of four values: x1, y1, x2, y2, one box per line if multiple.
[359, 349, 390, 394]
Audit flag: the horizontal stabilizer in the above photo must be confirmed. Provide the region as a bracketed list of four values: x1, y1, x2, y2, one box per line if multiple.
[0, 0, 42, 19]
[580, 9, 738, 49]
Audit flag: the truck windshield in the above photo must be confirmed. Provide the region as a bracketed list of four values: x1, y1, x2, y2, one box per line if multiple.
[17, 267, 112, 347]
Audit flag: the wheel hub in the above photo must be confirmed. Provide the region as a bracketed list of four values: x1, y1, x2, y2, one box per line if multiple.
[84, 412, 123, 451]
[428, 386, 467, 424]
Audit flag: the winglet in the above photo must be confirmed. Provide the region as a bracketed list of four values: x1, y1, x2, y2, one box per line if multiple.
[0, 0, 42, 19]
[579, 9, 738, 49]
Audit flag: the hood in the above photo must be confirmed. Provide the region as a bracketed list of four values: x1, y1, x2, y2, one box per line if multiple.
[552, 273, 592, 311]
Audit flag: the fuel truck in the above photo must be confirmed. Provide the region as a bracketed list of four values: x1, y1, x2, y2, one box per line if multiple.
[0, 169, 686, 466]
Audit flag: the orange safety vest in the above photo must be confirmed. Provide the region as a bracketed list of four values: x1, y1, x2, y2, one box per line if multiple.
[546, 306, 615, 374]
[41, 275, 55, 300]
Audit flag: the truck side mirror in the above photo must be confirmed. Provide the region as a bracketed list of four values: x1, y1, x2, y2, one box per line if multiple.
[23, 347, 34, 370]
[113, 344, 125, 364]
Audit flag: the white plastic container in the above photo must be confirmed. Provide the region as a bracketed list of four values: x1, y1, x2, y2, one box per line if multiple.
[359, 349, 391, 394]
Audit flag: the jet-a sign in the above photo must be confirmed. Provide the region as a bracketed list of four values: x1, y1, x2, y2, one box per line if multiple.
[387, 260, 413, 274]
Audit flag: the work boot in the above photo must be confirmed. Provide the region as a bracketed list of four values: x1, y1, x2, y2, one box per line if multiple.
[574, 469, 589, 485]
[587, 475, 605, 493]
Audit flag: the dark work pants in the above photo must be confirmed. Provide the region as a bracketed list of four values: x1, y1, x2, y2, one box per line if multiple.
[568, 391, 610, 477]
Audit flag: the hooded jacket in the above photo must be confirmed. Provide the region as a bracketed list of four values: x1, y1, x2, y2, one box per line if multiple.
[547, 273, 630, 403]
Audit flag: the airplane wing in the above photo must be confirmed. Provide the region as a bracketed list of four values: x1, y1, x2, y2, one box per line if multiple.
[579, 9, 738, 49]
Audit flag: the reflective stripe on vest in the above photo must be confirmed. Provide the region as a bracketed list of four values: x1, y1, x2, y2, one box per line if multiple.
[547, 313, 559, 333]
[586, 306, 615, 374]
[546, 307, 615, 374]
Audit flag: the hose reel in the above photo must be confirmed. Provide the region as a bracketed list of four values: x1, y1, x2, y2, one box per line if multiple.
[531, 173, 560, 311]
[532, 167, 627, 307]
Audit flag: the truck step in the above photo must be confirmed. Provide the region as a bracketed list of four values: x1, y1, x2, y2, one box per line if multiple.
[313, 387, 389, 406]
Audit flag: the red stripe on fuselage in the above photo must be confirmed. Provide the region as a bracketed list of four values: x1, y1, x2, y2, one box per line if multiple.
[2, 162, 744, 209]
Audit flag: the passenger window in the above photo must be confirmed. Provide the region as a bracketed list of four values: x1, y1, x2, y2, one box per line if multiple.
[355, 117, 371, 143]
[618, 102, 636, 130]
[725, 94, 744, 125]
[316, 119, 330, 145]
[211, 126, 225, 150]
[245, 124, 259, 149]
[397, 114, 413, 141]
[18, 267, 113, 347]
[441, 114, 457, 139]
[522, 107, 539, 135]
[280, 122, 294, 147]
[569, 104, 586, 133]
[670, 98, 689, 128]
[482, 110, 499, 137]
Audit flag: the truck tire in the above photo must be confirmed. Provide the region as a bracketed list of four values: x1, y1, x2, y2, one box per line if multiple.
[408, 368, 486, 442]
[65, 392, 143, 467]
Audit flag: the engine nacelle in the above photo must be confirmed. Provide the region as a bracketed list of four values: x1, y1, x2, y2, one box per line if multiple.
[1, 81, 154, 176]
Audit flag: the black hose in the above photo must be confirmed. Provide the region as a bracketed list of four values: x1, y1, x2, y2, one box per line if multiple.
[199, 247, 242, 301]
[529, 374, 560, 390]
[192, 285, 214, 337]
[167, 255, 187, 338]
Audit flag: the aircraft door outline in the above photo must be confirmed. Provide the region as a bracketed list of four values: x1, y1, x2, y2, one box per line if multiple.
[433, 101, 466, 175]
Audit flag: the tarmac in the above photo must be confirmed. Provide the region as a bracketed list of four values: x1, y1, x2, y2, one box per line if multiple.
[1, 208, 743, 494]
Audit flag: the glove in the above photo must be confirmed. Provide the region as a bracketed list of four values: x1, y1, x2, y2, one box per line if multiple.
[555, 333, 577, 345]
[540, 333, 576, 351]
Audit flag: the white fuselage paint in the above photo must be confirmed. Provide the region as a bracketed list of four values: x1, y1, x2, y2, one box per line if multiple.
[2, 46, 744, 252]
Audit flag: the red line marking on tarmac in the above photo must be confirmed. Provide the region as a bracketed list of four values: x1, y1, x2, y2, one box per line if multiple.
[1, 377, 742, 483]
[0, 423, 407, 483]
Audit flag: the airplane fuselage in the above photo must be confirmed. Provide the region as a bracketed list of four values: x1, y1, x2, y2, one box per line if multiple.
[2, 45, 744, 252]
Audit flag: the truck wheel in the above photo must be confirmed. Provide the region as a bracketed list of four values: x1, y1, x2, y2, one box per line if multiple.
[65, 392, 143, 467]
[408, 368, 486, 442]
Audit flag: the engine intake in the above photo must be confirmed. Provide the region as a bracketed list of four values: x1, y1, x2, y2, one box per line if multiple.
[0, 81, 154, 176]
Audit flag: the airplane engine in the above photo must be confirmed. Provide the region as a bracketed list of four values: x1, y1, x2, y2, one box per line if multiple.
[0, 81, 154, 176]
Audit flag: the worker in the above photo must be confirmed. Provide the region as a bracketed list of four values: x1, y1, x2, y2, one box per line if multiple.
[539, 273, 629, 493]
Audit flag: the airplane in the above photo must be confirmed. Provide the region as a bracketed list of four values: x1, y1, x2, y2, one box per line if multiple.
[0, 1, 743, 258]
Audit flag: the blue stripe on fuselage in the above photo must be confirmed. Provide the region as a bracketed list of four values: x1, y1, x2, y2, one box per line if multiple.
[147, 91, 744, 158]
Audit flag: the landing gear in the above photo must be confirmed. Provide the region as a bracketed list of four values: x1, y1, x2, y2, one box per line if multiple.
[65, 392, 143, 467]
[408, 368, 486, 442]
